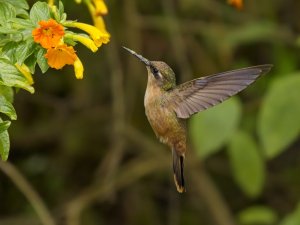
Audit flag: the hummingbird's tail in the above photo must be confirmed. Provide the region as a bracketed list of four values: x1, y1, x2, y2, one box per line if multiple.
[172, 149, 185, 193]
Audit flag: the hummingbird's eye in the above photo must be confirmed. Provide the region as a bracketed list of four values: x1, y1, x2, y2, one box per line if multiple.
[150, 65, 161, 79]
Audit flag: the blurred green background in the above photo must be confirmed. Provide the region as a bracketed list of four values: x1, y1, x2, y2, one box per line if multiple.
[1, 0, 300, 225]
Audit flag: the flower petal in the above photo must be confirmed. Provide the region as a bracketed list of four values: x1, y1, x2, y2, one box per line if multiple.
[93, 0, 108, 15]
[32, 19, 64, 49]
[65, 22, 110, 47]
[74, 57, 84, 79]
[67, 34, 98, 52]
[45, 44, 77, 69]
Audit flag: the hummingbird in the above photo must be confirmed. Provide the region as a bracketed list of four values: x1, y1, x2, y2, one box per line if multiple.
[123, 46, 272, 193]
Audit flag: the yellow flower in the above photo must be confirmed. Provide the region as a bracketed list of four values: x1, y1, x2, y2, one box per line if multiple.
[93, 30, 110, 47]
[32, 19, 64, 49]
[93, 0, 108, 16]
[66, 33, 98, 52]
[228, 0, 243, 10]
[48, 0, 54, 7]
[92, 15, 110, 37]
[86, 1, 109, 32]
[74, 57, 84, 79]
[65, 22, 110, 47]
[84, 0, 110, 44]
[45, 44, 77, 69]
[15, 63, 34, 85]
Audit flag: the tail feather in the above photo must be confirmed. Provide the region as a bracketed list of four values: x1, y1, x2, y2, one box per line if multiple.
[172, 149, 185, 193]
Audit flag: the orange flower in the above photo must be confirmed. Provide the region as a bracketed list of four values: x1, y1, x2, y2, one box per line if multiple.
[228, 0, 243, 10]
[44, 44, 77, 69]
[32, 19, 64, 49]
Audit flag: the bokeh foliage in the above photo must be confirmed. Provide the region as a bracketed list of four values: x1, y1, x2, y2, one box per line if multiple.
[1, 0, 300, 225]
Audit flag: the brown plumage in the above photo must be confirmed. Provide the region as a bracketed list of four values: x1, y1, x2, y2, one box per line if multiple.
[123, 47, 272, 193]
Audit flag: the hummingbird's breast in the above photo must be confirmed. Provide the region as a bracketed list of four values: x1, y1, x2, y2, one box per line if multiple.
[144, 84, 186, 153]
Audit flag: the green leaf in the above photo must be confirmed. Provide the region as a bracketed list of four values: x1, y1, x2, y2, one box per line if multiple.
[15, 8, 29, 18]
[2, 40, 36, 65]
[0, 27, 16, 34]
[2, 42, 19, 63]
[0, 32, 23, 44]
[238, 205, 278, 225]
[0, 120, 11, 133]
[273, 46, 298, 75]
[280, 202, 300, 225]
[30, 2, 51, 26]
[0, 2, 16, 23]
[10, 18, 34, 29]
[258, 75, 300, 158]
[224, 22, 280, 48]
[58, 1, 67, 22]
[189, 97, 241, 158]
[53, 1, 65, 22]
[0, 117, 10, 161]
[0, 0, 29, 18]
[25, 53, 37, 74]
[15, 39, 36, 65]
[58, 1, 64, 17]
[0, 0, 28, 10]
[0, 95, 16, 120]
[36, 48, 49, 73]
[0, 58, 34, 93]
[228, 131, 265, 197]
[0, 85, 13, 103]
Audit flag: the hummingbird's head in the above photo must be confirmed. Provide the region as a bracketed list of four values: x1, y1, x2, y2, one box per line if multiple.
[147, 61, 176, 90]
[123, 47, 176, 90]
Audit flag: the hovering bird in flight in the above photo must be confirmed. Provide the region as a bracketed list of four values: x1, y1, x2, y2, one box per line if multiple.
[123, 46, 272, 193]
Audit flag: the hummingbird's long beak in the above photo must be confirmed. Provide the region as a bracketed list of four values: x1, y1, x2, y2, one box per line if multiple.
[122, 46, 151, 66]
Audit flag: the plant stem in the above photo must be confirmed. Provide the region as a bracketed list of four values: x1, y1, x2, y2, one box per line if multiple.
[0, 161, 56, 225]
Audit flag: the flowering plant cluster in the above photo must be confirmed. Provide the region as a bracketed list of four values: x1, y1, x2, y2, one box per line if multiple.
[0, 0, 109, 160]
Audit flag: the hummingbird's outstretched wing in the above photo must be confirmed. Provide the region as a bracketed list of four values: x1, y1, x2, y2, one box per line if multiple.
[170, 64, 272, 119]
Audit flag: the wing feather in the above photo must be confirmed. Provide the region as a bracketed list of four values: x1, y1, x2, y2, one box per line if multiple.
[169, 64, 272, 119]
